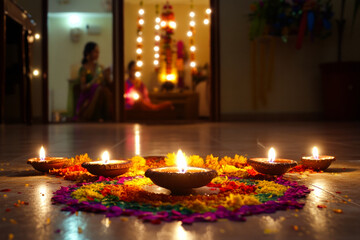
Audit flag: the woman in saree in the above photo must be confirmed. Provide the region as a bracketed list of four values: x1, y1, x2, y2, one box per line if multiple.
[75, 42, 113, 121]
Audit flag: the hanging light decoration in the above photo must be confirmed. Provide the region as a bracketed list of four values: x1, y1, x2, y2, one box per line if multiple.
[160, 1, 176, 82]
[154, 4, 161, 70]
[136, 0, 144, 79]
[188, 0, 196, 74]
[204, 8, 211, 25]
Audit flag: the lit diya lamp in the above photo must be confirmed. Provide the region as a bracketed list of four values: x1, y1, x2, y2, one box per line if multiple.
[27, 146, 68, 172]
[247, 147, 297, 175]
[81, 151, 132, 178]
[145, 150, 217, 195]
[300, 146, 336, 170]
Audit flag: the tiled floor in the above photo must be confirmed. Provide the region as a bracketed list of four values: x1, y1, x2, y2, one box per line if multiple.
[0, 122, 360, 240]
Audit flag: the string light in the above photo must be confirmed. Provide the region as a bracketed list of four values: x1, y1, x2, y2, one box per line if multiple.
[154, 4, 161, 70]
[188, 0, 196, 74]
[136, 60, 143, 67]
[204, 8, 211, 25]
[135, 1, 144, 79]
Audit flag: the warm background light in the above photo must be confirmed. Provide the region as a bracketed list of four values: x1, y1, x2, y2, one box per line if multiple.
[34, 33, 41, 40]
[68, 14, 81, 27]
[33, 69, 40, 76]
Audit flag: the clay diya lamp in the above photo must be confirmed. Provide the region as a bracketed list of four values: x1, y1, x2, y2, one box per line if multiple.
[145, 150, 217, 195]
[27, 146, 68, 172]
[300, 146, 336, 170]
[247, 147, 297, 175]
[82, 151, 132, 178]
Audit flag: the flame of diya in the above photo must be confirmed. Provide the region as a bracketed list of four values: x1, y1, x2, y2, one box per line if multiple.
[81, 151, 132, 178]
[145, 149, 217, 195]
[27, 146, 68, 172]
[300, 146, 336, 170]
[247, 147, 297, 175]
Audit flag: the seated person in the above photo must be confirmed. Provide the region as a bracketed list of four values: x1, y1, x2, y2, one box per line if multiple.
[75, 42, 113, 121]
[125, 61, 174, 111]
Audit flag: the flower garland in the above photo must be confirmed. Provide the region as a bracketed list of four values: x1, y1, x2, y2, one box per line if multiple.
[160, 1, 176, 79]
[249, 0, 333, 48]
[52, 176, 310, 225]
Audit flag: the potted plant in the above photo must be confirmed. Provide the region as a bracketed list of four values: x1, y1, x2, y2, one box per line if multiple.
[320, 0, 360, 120]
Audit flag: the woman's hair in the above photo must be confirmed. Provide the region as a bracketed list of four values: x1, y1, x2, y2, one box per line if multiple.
[128, 60, 136, 72]
[82, 41, 98, 64]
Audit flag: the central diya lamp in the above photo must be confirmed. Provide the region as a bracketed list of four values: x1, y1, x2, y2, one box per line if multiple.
[247, 147, 297, 175]
[300, 146, 336, 170]
[81, 151, 132, 178]
[27, 146, 68, 172]
[145, 150, 217, 195]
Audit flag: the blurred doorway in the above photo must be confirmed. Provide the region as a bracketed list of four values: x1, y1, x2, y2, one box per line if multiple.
[47, 0, 113, 122]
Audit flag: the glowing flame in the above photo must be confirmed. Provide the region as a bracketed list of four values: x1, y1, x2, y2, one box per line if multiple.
[312, 146, 319, 160]
[268, 147, 276, 163]
[39, 146, 45, 161]
[176, 149, 187, 173]
[102, 151, 110, 164]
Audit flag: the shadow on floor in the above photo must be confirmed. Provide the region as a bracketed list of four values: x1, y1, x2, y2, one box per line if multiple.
[0, 170, 45, 177]
[324, 167, 357, 173]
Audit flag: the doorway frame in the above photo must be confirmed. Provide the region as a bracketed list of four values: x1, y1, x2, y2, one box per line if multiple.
[41, 0, 220, 123]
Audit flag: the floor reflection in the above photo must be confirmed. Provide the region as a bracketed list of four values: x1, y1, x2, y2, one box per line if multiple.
[260, 216, 285, 234]
[62, 213, 87, 240]
[35, 184, 50, 220]
[307, 179, 331, 237]
[135, 124, 141, 156]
